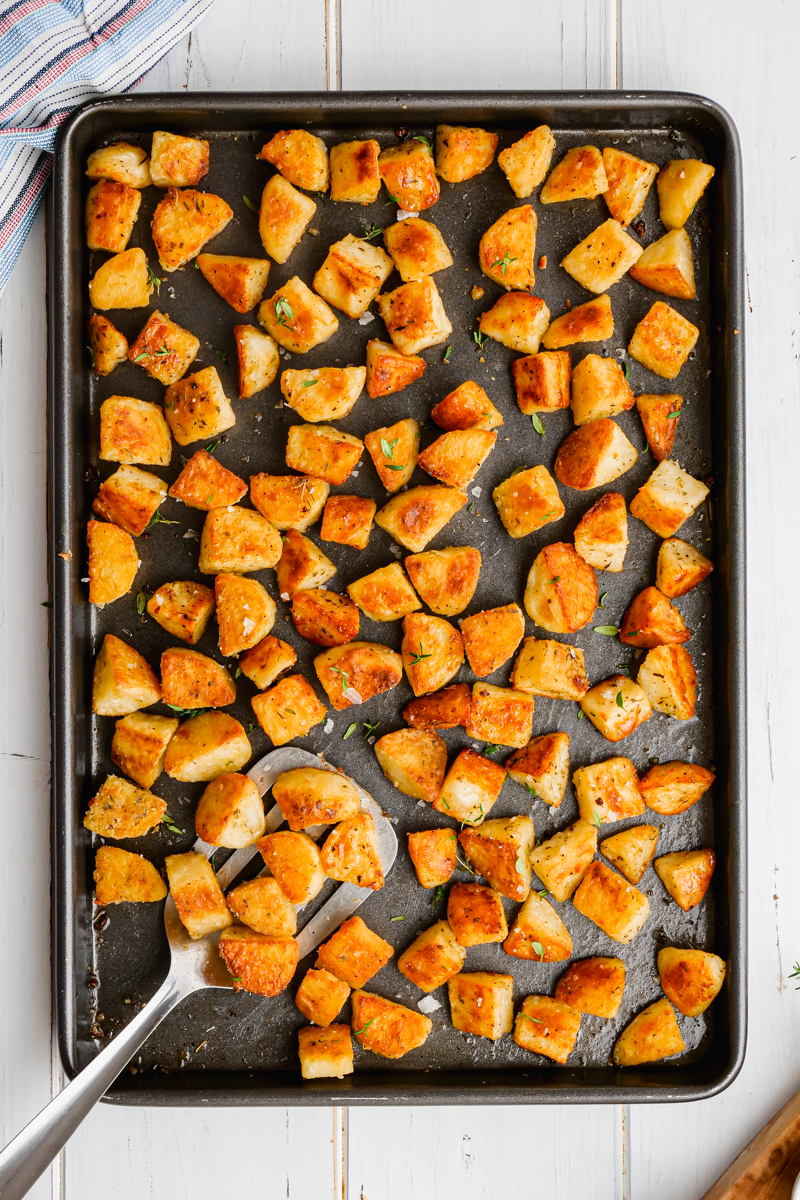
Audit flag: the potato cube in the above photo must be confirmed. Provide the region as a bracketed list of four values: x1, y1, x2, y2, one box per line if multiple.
[630, 229, 696, 299]
[630, 459, 709, 538]
[405, 546, 480, 616]
[160, 646, 236, 710]
[398, 920, 466, 992]
[465, 684, 536, 751]
[448, 972, 514, 1041]
[281, 366, 366, 423]
[407, 828, 458, 889]
[497, 126, 555, 198]
[620, 586, 690, 649]
[542, 295, 614, 349]
[431, 380, 503, 431]
[657, 159, 715, 229]
[128, 310, 199, 386]
[251, 674, 327, 746]
[169, 450, 247, 512]
[478, 204, 536, 291]
[365, 417, 419, 493]
[320, 812, 384, 890]
[418, 428, 496, 490]
[233, 324, 280, 399]
[403, 683, 472, 730]
[654, 848, 715, 911]
[613, 998, 685, 1066]
[100, 395, 173, 466]
[330, 138, 381, 203]
[92, 633, 161, 716]
[215, 573, 276, 656]
[298, 1024, 353, 1079]
[85, 181, 141, 252]
[219, 929, 298, 996]
[320, 494, 376, 549]
[89, 247, 151, 309]
[377, 277, 452, 355]
[84, 773, 166, 838]
[163, 366, 236, 447]
[258, 128, 329, 191]
[295, 969, 351, 1027]
[658, 947, 726, 1018]
[448, 882, 508, 946]
[402, 612, 464, 696]
[94, 847, 166, 905]
[259, 277, 338, 354]
[510, 639, 588, 704]
[259, 830, 326, 904]
[151, 188, 233, 272]
[313, 234, 393, 318]
[92, 464, 167, 536]
[433, 748, 506, 825]
[197, 253, 271, 313]
[199, 506, 283, 574]
[285, 424, 363, 486]
[86, 142, 151, 188]
[273, 766, 360, 830]
[195, 772, 265, 848]
[374, 728, 447, 804]
[529, 819, 597, 902]
[375, 485, 467, 552]
[378, 140, 440, 211]
[600, 824, 659, 884]
[574, 491, 629, 572]
[640, 760, 715, 815]
[506, 731, 570, 808]
[365, 338, 426, 398]
[314, 642, 403, 710]
[86, 520, 138, 603]
[88, 313, 128, 374]
[492, 464, 565, 538]
[573, 756, 645, 825]
[573, 860, 650, 943]
[554, 418, 638, 491]
[317, 916, 393, 989]
[164, 851, 232, 937]
[636, 393, 682, 463]
[459, 815, 535, 901]
[110, 714, 178, 790]
[149, 131, 209, 187]
[562, 219, 643, 293]
[540, 145, 607, 203]
[461, 604, 526, 678]
[637, 644, 698, 719]
[479, 292, 550, 354]
[164, 712, 251, 782]
[351, 991, 432, 1059]
[383, 216, 453, 283]
[240, 635, 296, 691]
[291, 588, 358, 648]
[580, 674, 652, 742]
[524, 541, 598, 633]
[602, 147, 658, 226]
[571, 354, 635, 426]
[513, 995, 581, 1064]
[227, 877, 296, 935]
[503, 891, 572, 962]
[435, 124, 497, 182]
[250, 474, 329, 534]
[275, 528, 337, 597]
[628, 302, 699, 380]
[555, 956, 626, 1017]
[258, 175, 317, 264]
[512, 350, 571, 414]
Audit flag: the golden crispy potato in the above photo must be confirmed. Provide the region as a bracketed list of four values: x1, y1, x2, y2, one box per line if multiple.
[110, 714, 178, 790]
[351, 990, 432, 1058]
[479, 292, 550, 354]
[365, 417, 419, 493]
[602, 147, 658, 226]
[281, 366, 366, 423]
[164, 851, 232, 937]
[258, 128, 329, 190]
[405, 546, 480, 616]
[562, 219, 643, 293]
[88, 313, 128, 375]
[273, 766, 360, 830]
[556, 956, 626, 1017]
[169, 450, 247, 512]
[636, 394, 682, 462]
[375, 485, 467, 552]
[433, 748, 506, 825]
[85, 181, 141, 252]
[658, 947, 726, 1018]
[227, 876, 296, 936]
[655, 848, 715, 911]
[529, 818, 596, 902]
[199, 506, 283, 574]
[613, 998, 684, 1066]
[314, 642, 403, 710]
[128, 310, 199, 385]
[377, 276, 452, 356]
[571, 354, 635, 426]
[86, 519, 138, 603]
[418, 428, 496, 490]
[374, 727, 447, 804]
[555, 418, 638, 491]
[259, 276, 338, 353]
[320, 494, 376, 549]
[657, 159, 715, 229]
[505, 731, 570, 808]
[92, 633, 160, 716]
[84, 774, 166, 838]
[497, 126, 555, 197]
[640, 760, 715, 815]
[164, 712, 251, 782]
[459, 815, 535, 901]
[151, 188, 232, 272]
[317, 916, 393, 989]
[383, 216, 453, 282]
[492, 464, 565, 538]
[298, 1024, 353, 1079]
[620, 585, 690, 648]
[478, 204, 536, 290]
[465, 683, 536, 750]
[94, 847, 166, 905]
[219, 929, 298, 996]
[448, 972, 514, 1041]
[461, 604, 526, 678]
[233, 324, 280, 399]
[448, 881, 508, 946]
[258, 174, 317, 263]
[251, 675, 327, 746]
[541, 145, 607, 203]
[628, 302, 699, 380]
[285, 423, 363, 486]
[503, 891, 572, 962]
[313, 234, 393, 318]
[573, 756, 645, 826]
[291, 588, 359, 647]
[431, 380, 503, 431]
[542, 294, 614, 349]
[295, 969, 351, 1027]
[215, 573, 276, 656]
[86, 142, 151, 187]
[150, 131, 209, 187]
[401, 612, 464, 696]
[163, 365, 236, 447]
[160, 646, 236, 710]
[402, 682, 472, 730]
[600, 824, 659, 884]
[435, 124, 497, 182]
[347, 562, 420, 622]
[365, 338, 426, 398]
[197, 253, 270, 312]
[320, 812, 384, 890]
[239, 635, 296, 691]
[524, 541, 598, 633]
[630, 459, 709, 538]
[378, 140, 440, 211]
[92, 464, 167, 536]
[574, 491, 629, 572]
[629, 229, 696, 299]
[88, 247, 151, 309]
[510, 638, 588, 703]
[574, 860, 650, 943]
[259, 830, 326, 904]
[398, 920, 467, 993]
[195, 772, 266, 848]
[250, 474, 329, 533]
[512, 350, 571, 414]
[514, 995, 581, 1063]
[330, 138, 381, 203]
[407, 828, 458, 888]
[580, 674, 652, 742]
[637, 644, 698, 719]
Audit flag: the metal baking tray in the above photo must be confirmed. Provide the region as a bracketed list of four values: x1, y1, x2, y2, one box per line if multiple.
[49, 91, 745, 1105]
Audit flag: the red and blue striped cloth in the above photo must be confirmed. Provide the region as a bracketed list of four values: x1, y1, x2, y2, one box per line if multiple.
[0, 0, 217, 297]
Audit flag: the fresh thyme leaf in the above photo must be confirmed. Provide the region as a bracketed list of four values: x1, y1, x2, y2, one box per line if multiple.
[510, 465, 527, 477]
[135, 588, 152, 616]
[161, 814, 184, 836]
[390, 915, 407, 922]
[343, 722, 358, 740]
[455, 851, 476, 875]
[153, 344, 170, 357]
[413, 134, 432, 148]
[524, 783, 539, 798]
[531, 941, 545, 962]
[443, 344, 452, 363]
[482, 744, 502, 756]
[133, 350, 150, 363]
[521, 1013, 543, 1023]
[361, 223, 383, 240]
[473, 330, 488, 349]
[409, 642, 433, 665]
[594, 810, 601, 827]
[205, 440, 220, 455]
[330, 665, 350, 686]
[301, 378, 318, 387]
[165, 704, 210, 718]
[515, 854, 526, 875]
[147, 511, 178, 528]
[385, 191, 400, 204]
[467, 500, 476, 512]
[354, 1018, 374, 1035]
[577, 709, 585, 720]
[616, 691, 625, 709]
[667, 410, 682, 418]
[550, 576, 561, 583]
[593, 625, 619, 636]
[247, 723, 256, 734]
[230, 977, 243, 983]
[384, 463, 407, 471]
[274, 297, 295, 327]
[86, 343, 96, 367]
[623, 362, 631, 380]
[147, 264, 164, 295]
[216, 349, 229, 366]
[531, 413, 545, 435]
[537, 889, 550, 898]
[235, 666, 242, 678]
[431, 885, 444, 906]
[381, 436, 398, 460]
[362, 720, 381, 739]
[242, 195, 257, 212]
[491, 250, 518, 276]
[599, 591, 608, 608]
[790, 962, 800, 989]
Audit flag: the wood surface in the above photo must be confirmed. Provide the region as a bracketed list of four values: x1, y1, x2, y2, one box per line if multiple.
[0, 1, 797, 1198]
[700, 1089, 800, 1200]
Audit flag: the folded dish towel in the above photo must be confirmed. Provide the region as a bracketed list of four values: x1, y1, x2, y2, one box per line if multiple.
[0, 0, 217, 299]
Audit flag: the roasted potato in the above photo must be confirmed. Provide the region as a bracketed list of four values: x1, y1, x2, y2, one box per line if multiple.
[218, 929, 298, 997]
[92, 464, 167, 536]
[640, 760, 715, 815]
[365, 417, 419, 493]
[233, 324, 280, 399]
[251, 674, 327, 746]
[435, 124, 497, 182]
[110, 713, 179, 790]
[555, 956, 626, 1018]
[86, 142, 151, 187]
[313, 234, 393, 318]
[375, 485, 467, 552]
[460, 604, 526, 678]
[250, 473, 329, 533]
[503, 890, 572, 962]
[654, 848, 715, 911]
[398, 920, 467, 993]
[351, 991, 432, 1059]
[163, 712, 251, 782]
[128, 310, 199, 385]
[465, 683, 536, 750]
[492, 464, 565, 538]
[479, 292, 550, 354]
[402, 682, 472, 730]
[259, 276, 338, 353]
[636, 392, 683, 462]
[197, 253, 271, 312]
[579, 674, 652, 742]
[629, 229, 696, 299]
[433, 748, 506, 825]
[573, 491, 629, 572]
[620, 585, 690, 648]
[573, 860, 650, 943]
[542, 295, 614, 349]
[562, 219, 643, 293]
[84, 774, 166, 838]
[570, 354, 635, 425]
[85, 181, 141, 253]
[215, 573, 276, 656]
[510, 638, 588, 703]
[511, 350, 572, 414]
[160, 646, 236, 710]
[459, 815, 535, 901]
[430, 380, 503, 431]
[417, 428, 496, 489]
[628, 301, 699, 380]
[330, 139, 381, 203]
[602, 147, 658, 226]
[540, 145, 607, 203]
[169, 450, 246, 512]
[657, 947, 726, 1018]
[404, 546, 481, 616]
[365, 338, 426, 397]
[637, 644, 698, 719]
[164, 851, 232, 938]
[448, 882, 508, 946]
[407, 828, 458, 888]
[258, 175, 316, 263]
[291, 588, 359, 647]
[554, 418, 639, 491]
[629, 459, 709, 538]
[505, 731, 571, 808]
[295, 969, 351, 1027]
[94, 847, 167, 904]
[259, 829, 327, 904]
[239, 635, 296, 691]
[320, 494, 376, 549]
[198, 505, 283, 574]
[194, 772, 266, 848]
[378, 139, 440, 211]
[600, 824, 659, 884]
[613, 998, 684, 1066]
[317, 916, 393, 989]
[314, 642, 403, 710]
[401, 612, 464, 696]
[298, 1025, 353, 1080]
[89, 247, 151, 309]
[320, 812, 384, 890]
[524, 541, 598, 633]
[87, 313, 129, 374]
[529, 819, 596, 902]
[272, 767, 361, 831]
[376, 276, 452, 355]
[513, 995, 581, 1064]
[151, 188, 232, 272]
[478, 204, 536, 291]
[657, 159, 715, 229]
[227, 876, 296, 936]
[572, 756, 645, 826]
[163, 365, 236, 447]
[347, 562, 421, 622]
[149, 131, 209, 187]
[275, 526, 339, 597]
[383, 216, 453, 282]
[91, 633, 161, 716]
[285, 423, 363, 486]
[448, 972, 514, 1041]
[281, 366, 366, 423]
[374, 727, 447, 804]
[258, 128, 329, 191]
[497, 126, 555, 197]
[86, 519, 139, 603]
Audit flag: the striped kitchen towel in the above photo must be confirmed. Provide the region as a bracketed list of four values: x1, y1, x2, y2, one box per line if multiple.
[0, 0, 217, 299]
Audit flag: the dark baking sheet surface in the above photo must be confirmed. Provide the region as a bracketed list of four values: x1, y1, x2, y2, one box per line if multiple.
[49, 91, 745, 1104]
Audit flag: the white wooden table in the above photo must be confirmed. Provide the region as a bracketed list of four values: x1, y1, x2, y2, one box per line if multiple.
[1, 1, 798, 1195]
